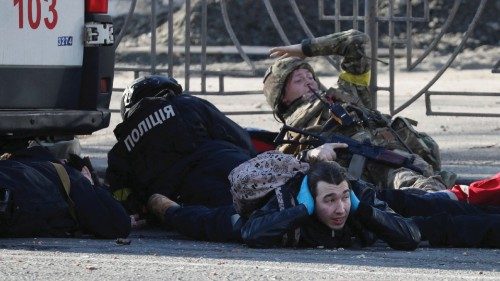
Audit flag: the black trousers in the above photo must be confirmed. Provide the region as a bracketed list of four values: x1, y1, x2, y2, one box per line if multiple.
[163, 204, 241, 242]
[162, 189, 500, 248]
[378, 190, 500, 248]
[179, 146, 251, 208]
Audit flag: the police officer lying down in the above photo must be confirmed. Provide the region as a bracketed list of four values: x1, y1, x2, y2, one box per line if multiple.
[0, 146, 130, 238]
[106, 75, 256, 215]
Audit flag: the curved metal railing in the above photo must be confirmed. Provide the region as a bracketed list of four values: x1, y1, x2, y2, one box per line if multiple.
[392, 0, 495, 116]
[262, 0, 290, 45]
[112, 0, 498, 117]
[290, 0, 340, 71]
[406, 0, 461, 70]
[113, 0, 137, 49]
[220, 0, 256, 73]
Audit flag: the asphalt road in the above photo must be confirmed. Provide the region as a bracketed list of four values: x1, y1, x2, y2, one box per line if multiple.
[0, 229, 498, 280]
[1, 71, 499, 280]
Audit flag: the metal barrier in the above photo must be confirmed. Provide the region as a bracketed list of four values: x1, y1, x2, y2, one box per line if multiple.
[386, 0, 500, 117]
[493, 59, 500, 74]
[113, 0, 499, 117]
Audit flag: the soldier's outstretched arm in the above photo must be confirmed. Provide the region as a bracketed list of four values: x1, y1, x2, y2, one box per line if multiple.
[300, 29, 369, 59]
[269, 30, 369, 60]
[269, 44, 305, 59]
[302, 30, 372, 107]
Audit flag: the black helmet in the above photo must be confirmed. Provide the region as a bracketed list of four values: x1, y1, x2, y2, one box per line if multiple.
[120, 75, 183, 119]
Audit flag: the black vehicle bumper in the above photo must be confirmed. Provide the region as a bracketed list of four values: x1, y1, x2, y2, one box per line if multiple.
[0, 109, 110, 137]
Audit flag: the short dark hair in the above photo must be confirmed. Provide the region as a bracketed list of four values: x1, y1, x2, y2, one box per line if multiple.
[307, 161, 348, 197]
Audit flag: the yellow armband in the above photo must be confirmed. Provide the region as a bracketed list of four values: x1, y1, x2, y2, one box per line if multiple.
[339, 70, 371, 87]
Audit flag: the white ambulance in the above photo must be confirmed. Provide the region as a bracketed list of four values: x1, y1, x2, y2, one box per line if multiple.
[0, 0, 114, 150]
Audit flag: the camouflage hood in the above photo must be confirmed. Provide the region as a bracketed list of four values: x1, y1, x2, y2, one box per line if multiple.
[263, 57, 320, 118]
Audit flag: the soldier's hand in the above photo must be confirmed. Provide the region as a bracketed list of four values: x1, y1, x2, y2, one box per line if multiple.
[306, 143, 348, 162]
[269, 44, 305, 59]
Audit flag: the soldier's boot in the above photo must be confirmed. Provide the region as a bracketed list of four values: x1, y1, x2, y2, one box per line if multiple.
[437, 170, 457, 188]
[147, 194, 179, 223]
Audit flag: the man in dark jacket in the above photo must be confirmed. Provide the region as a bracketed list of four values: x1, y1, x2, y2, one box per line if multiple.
[240, 161, 421, 250]
[106, 75, 256, 213]
[0, 146, 130, 238]
[147, 161, 421, 250]
[148, 160, 500, 249]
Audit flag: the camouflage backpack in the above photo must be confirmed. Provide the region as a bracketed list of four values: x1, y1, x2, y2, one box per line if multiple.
[343, 104, 441, 172]
[229, 151, 309, 218]
[391, 117, 441, 172]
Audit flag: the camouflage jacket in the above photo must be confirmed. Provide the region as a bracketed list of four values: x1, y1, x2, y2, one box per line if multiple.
[278, 31, 439, 186]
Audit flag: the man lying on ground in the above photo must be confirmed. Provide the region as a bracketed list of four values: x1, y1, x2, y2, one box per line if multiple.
[0, 146, 130, 238]
[147, 158, 500, 249]
[263, 29, 455, 191]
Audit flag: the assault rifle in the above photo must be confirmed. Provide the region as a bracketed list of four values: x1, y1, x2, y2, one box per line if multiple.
[274, 124, 424, 179]
[309, 86, 413, 153]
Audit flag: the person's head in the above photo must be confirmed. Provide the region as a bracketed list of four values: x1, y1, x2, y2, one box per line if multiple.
[65, 154, 100, 186]
[307, 161, 350, 230]
[263, 57, 320, 121]
[120, 75, 183, 119]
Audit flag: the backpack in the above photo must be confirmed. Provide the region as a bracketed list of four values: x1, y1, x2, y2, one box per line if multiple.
[390, 117, 441, 172]
[229, 151, 309, 218]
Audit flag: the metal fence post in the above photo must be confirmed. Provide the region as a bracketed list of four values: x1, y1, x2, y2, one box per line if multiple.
[201, 0, 207, 94]
[185, 0, 191, 92]
[168, 0, 174, 77]
[364, 0, 378, 109]
[151, 0, 157, 74]
[113, 0, 497, 118]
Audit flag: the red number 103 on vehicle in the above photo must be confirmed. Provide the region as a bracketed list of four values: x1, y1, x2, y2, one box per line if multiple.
[13, 0, 58, 30]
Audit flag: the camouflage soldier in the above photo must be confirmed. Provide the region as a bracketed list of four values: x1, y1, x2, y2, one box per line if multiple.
[263, 29, 453, 191]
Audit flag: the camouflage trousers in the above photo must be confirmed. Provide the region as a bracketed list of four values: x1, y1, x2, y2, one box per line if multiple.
[388, 168, 447, 192]
[363, 153, 448, 192]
